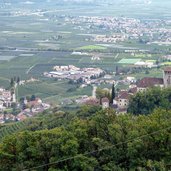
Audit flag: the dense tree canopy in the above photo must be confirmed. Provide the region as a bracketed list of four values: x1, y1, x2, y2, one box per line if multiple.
[0, 107, 171, 170]
[128, 87, 171, 115]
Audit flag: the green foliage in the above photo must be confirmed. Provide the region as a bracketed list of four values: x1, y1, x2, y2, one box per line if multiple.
[0, 110, 74, 141]
[10, 78, 14, 88]
[128, 87, 171, 115]
[76, 105, 102, 118]
[30, 94, 36, 101]
[96, 88, 110, 104]
[111, 83, 115, 103]
[0, 108, 171, 170]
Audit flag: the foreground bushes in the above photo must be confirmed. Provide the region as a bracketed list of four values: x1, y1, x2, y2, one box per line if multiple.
[0, 108, 171, 170]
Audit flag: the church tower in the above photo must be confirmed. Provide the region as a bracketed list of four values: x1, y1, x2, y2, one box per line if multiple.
[163, 67, 171, 87]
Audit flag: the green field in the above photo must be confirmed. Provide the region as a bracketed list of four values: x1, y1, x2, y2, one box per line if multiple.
[130, 68, 163, 79]
[0, 1, 170, 106]
[16, 79, 92, 105]
[162, 62, 171, 65]
[132, 53, 152, 58]
[118, 58, 141, 64]
[76, 45, 107, 51]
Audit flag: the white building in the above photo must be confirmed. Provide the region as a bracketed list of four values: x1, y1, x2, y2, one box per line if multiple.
[101, 97, 109, 109]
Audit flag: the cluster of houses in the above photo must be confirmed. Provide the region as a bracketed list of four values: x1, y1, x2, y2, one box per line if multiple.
[93, 34, 127, 43]
[162, 55, 171, 61]
[77, 67, 171, 113]
[133, 60, 156, 68]
[44, 65, 104, 84]
[65, 16, 171, 45]
[75, 95, 110, 110]
[0, 88, 15, 111]
[114, 67, 171, 112]
[16, 97, 50, 121]
[0, 94, 50, 123]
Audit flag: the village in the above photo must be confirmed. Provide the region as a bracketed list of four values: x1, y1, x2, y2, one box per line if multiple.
[0, 80, 50, 124]
[42, 61, 171, 114]
[44, 65, 105, 84]
[1, 62, 170, 124]
[64, 16, 171, 45]
[73, 67, 171, 113]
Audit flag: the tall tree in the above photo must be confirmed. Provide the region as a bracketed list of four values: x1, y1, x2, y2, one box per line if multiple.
[17, 77, 20, 84]
[96, 88, 109, 104]
[30, 95, 36, 101]
[110, 83, 115, 104]
[115, 66, 119, 75]
[10, 78, 14, 88]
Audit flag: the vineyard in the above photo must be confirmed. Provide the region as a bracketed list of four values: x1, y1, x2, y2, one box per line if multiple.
[0, 120, 31, 141]
[0, 111, 74, 141]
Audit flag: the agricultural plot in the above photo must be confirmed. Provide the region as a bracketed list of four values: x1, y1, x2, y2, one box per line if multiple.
[0, 56, 16, 61]
[0, 120, 29, 141]
[162, 62, 171, 66]
[76, 45, 107, 51]
[132, 53, 152, 58]
[44, 86, 92, 105]
[17, 80, 92, 104]
[130, 68, 163, 79]
[18, 80, 75, 99]
[118, 58, 141, 64]
[0, 3, 170, 106]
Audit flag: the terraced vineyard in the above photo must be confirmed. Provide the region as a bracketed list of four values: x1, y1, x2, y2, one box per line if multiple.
[0, 120, 31, 141]
[0, 111, 75, 141]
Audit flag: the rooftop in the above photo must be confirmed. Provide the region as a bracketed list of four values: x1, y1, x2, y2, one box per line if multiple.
[137, 77, 163, 88]
[118, 91, 130, 99]
[101, 97, 110, 103]
[129, 87, 137, 94]
[164, 67, 171, 72]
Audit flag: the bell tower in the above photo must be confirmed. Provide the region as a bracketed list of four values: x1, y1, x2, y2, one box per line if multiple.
[163, 67, 171, 88]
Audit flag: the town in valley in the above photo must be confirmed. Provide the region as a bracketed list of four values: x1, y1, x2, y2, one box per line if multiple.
[0, 0, 171, 123]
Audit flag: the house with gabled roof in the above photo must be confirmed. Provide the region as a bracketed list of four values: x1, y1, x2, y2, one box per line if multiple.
[117, 91, 130, 110]
[114, 67, 171, 113]
[137, 77, 164, 92]
[101, 97, 109, 109]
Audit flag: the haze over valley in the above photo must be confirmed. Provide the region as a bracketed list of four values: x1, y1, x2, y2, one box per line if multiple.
[0, 1, 171, 170]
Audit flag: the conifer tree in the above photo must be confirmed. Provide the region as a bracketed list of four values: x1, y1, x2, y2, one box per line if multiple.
[111, 83, 115, 104]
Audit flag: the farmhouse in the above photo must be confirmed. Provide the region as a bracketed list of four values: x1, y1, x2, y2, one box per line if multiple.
[117, 91, 130, 110]
[137, 77, 164, 92]
[101, 97, 110, 109]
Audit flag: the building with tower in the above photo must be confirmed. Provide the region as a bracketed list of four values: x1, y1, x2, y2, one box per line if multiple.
[114, 67, 171, 113]
[163, 67, 171, 88]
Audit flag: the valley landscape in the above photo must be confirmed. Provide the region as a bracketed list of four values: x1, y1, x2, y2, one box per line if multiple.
[0, 0, 171, 170]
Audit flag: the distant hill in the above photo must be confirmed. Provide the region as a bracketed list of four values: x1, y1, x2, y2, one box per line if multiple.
[3, 0, 171, 7]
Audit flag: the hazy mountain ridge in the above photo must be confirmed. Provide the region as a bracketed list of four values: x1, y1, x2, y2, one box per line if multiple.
[2, 0, 171, 7]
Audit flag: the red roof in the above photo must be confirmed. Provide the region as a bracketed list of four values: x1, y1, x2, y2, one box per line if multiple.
[129, 87, 137, 94]
[85, 98, 100, 106]
[101, 97, 109, 103]
[137, 77, 163, 88]
[118, 91, 130, 99]
[164, 67, 171, 72]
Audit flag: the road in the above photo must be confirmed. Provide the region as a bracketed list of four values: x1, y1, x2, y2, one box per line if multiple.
[26, 64, 36, 74]
[92, 85, 97, 98]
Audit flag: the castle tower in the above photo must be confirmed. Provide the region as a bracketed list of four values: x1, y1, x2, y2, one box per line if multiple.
[163, 67, 171, 88]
